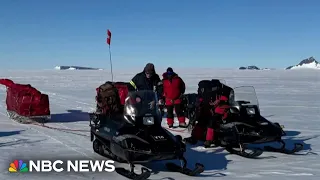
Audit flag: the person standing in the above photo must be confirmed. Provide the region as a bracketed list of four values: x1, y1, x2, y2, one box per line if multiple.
[162, 67, 187, 128]
[129, 63, 161, 91]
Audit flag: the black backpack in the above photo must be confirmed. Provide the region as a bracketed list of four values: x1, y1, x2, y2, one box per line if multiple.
[197, 79, 222, 102]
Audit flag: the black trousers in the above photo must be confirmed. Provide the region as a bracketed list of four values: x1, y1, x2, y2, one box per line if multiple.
[207, 114, 221, 128]
[166, 103, 184, 119]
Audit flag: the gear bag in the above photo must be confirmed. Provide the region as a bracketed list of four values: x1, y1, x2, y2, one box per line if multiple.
[113, 82, 130, 105]
[95, 81, 122, 115]
[197, 80, 221, 103]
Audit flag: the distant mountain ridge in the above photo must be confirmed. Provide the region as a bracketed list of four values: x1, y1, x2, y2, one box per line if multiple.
[54, 66, 103, 70]
[286, 57, 320, 70]
[239, 66, 271, 70]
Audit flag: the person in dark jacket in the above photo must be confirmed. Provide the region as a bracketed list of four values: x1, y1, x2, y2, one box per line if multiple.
[162, 67, 187, 128]
[129, 63, 162, 92]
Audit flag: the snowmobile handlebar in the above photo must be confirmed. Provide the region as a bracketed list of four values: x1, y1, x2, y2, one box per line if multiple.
[237, 100, 251, 105]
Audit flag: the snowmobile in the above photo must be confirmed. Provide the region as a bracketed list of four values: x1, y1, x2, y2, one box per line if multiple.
[89, 90, 204, 180]
[208, 86, 304, 158]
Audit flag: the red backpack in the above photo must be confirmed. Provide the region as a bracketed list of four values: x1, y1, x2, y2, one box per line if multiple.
[113, 82, 130, 105]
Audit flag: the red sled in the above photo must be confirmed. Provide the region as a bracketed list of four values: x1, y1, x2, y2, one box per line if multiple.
[0, 79, 51, 124]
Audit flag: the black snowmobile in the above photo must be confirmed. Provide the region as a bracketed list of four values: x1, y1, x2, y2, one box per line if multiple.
[89, 90, 204, 180]
[210, 86, 303, 158]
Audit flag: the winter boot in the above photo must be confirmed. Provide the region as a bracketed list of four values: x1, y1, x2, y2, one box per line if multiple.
[178, 116, 187, 128]
[179, 122, 187, 128]
[167, 118, 174, 128]
[204, 140, 214, 148]
[204, 128, 215, 148]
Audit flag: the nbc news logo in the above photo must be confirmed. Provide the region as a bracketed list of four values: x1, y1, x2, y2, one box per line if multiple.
[9, 159, 115, 172]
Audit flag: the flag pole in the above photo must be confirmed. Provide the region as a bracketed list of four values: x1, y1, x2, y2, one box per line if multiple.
[106, 29, 113, 81]
[108, 44, 113, 81]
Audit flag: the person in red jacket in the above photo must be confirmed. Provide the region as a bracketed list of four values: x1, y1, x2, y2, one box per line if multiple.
[184, 92, 231, 148]
[162, 67, 187, 128]
[203, 95, 230, 147]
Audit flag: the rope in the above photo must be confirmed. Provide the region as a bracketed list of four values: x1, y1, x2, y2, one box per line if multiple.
[32, 119, 187, 133]
[36, 121, 186, 133]
[31, 121, 89, 132]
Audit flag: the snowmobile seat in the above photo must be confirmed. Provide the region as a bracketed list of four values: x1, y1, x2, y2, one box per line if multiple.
[97, 112, 125, 125]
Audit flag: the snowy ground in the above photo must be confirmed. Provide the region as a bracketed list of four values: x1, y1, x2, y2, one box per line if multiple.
[0, 69, 319, 180]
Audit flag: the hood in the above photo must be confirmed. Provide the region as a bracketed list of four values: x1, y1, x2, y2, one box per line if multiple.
[162, 72, 177, 79]
[143, 63, 156, 74]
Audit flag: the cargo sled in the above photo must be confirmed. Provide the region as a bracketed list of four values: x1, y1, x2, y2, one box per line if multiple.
[0, 79, 50, 124]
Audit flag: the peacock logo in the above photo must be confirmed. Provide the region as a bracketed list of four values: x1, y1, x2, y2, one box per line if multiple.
[9, 160, 29, 172]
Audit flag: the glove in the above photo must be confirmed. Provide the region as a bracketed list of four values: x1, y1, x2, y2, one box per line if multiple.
[149, 101, 155, 109]
[209, 99, 220, 107]
[158, 99, 164, 105]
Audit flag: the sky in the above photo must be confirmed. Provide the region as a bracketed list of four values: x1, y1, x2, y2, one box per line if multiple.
[1, 0, 320, 70]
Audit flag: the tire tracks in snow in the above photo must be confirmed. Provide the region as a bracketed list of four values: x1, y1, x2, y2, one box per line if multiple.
[0, 110, 92, 157]
[34, 93, 96, 157]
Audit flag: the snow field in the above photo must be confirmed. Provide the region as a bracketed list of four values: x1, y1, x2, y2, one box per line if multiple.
[0, 69, 319, 180]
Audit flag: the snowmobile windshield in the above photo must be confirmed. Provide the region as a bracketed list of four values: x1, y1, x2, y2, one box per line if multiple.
[124, 90, 161, 117]
[230, 86, 259, 106]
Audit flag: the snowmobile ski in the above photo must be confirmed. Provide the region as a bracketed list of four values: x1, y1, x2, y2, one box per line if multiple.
[225, 147, 263, 158]
[183, 137, 198, 145]
[165, 162, 204, 176]
[115, 166, 151, 180]
[263, 141, 303, 154]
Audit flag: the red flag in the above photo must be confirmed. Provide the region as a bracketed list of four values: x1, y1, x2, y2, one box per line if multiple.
[106, 29, 111, 45]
